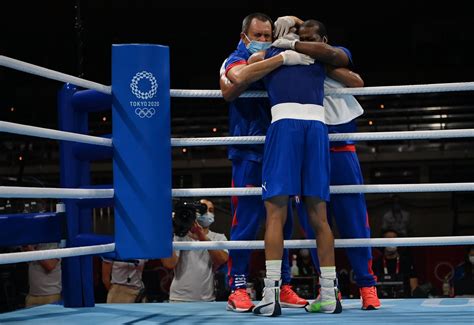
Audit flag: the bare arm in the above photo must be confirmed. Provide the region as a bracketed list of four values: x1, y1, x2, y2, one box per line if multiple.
[294, 42, 349, 67]
[101, 260, 112, 291]
[161, 251, 179, 269]
[189, 223, 228, 269]
[205, 243, 229, 270]
[22, 245, 59, 273]
[38, 259, 60, 273]
[220, 74, 247, 103]
[220, 54, 284, 102]
[326, 66, 364, 88]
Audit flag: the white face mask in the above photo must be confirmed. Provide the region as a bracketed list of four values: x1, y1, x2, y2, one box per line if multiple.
[469, 256, 474, 265]
[196, 212, 214, 228]
[385, 246, 397, 253]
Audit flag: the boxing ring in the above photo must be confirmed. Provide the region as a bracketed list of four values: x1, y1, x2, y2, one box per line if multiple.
[1, 46, 474, 323]
[1, 299, 473, 324]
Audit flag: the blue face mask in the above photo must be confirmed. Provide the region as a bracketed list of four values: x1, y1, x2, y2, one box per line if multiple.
[244, 34, 271, 54]
[197, 212, 214, 228]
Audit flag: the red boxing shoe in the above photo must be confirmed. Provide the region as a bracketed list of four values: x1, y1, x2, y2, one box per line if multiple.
[360, 286, 381, 310]
[226, 288, 255, 312]
[280, 284, 308, 308]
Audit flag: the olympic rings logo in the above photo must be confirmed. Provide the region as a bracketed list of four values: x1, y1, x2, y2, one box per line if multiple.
[130, 71, 159, 118]
[433, 261, 454, 281]
[135, 107, 156, 119]
[130, 71, 158, 99]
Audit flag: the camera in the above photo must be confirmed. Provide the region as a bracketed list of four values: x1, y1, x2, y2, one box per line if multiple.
[173, 200, 208, 237]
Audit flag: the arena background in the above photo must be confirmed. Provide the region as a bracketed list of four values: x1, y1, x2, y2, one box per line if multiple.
[0, 0, 473, 300]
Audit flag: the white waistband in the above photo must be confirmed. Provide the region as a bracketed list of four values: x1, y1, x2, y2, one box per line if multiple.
[271, 103, 325, 123]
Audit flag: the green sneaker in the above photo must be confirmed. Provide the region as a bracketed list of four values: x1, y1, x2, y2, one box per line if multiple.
[305, 288, 342, 314]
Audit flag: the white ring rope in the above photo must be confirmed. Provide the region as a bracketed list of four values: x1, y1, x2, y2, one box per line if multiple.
[2, 120, 472, 148]
[331, 183, 474, 194]
[1, 183, 473, 200]
[171, 129, 474, 147]
[0, 244, 115, 265]
[0, 121, 113, 147]
[170, 81, 474, 98]
[173, 236, 474, 251]
[326, 82, 474, 96]
[2, 55, 473, 97]
[0, 55, 111, 94]
[172, 182, 474, 197]
[3, 121, 472, 147]
[1, 236, 472, 265]
[0, 187, 114, 199]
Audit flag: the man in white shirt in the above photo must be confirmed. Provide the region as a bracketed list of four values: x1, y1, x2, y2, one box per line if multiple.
[23, 243, 62, 307]
[162, 199, 228, 302]
[102, 258, 147, 303]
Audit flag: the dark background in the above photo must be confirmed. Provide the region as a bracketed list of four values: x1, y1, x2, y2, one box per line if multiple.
[1, 0, 474, 238]
[1, 0, 474, 125]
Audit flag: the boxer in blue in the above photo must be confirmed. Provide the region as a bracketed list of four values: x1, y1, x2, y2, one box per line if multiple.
[271, 15, 381, 310]
[253, 19, 350, 317]
[220, 13, 314, 313]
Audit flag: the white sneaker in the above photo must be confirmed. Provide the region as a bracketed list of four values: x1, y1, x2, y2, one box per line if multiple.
[305, 285, 342, 314]
[253, 278, 282, 317]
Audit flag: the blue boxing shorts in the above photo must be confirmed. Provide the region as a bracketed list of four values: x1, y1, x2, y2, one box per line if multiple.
[262, 118, 330, 201]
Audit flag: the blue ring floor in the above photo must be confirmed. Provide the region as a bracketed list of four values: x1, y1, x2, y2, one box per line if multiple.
[1, 298, 473, 324]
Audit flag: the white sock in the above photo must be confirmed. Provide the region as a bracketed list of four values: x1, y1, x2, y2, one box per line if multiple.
[320, 266, 336, 289]
[266, 260, 282, 282]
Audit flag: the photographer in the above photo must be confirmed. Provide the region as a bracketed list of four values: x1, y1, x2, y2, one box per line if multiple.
[161, 199, 228, 302]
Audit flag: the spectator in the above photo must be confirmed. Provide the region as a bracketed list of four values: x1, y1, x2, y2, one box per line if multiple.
[452, 246, 474, 297]
[297, 249, 316, 276]
[372, 229, 419, 298]
[101, 258, 147, 303]
[23, 243, 61, 307]
[381, 195, 411, 236]
[162, 199, 228, 302]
